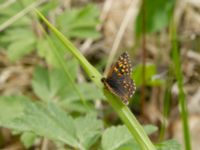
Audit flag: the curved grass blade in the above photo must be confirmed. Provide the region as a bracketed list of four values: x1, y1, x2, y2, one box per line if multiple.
[35, 9, 156, 150]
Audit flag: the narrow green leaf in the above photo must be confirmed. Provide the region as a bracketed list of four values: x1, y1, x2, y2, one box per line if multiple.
[170, 19, 191, 150]
[35, 9, 156, 150]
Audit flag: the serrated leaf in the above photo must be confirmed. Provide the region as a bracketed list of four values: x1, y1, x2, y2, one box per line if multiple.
[0, 96, 106, 149]
[32, 66, 78, 102]
[116, 143, 140, 150]
[3, 27, 36, 61]
[37, 0, 58, 15]
[57, 4, 101, 39]
[74, 113, 103, 150]
[0, 96, 25, 125]
[101, 125, 157, 150]
[58, 82, 104, 113]
[0, 0, 59, 61]
[7, 37, 35, 61]
[32, 66, 103, 112]
[68, 28, 101, 39]
[32, 66, 53, 101]
[37, 34, 73, 67]
[156, 139, 181, 150]
[36, 38, 59, 66]
[0, 1, 32, 26]
[1, 28, 33, 43]
[0, 96, 79, 148]
[22, 102, 78, 147]
[60, 101, 92, 113]
[101, 125, 133, 150]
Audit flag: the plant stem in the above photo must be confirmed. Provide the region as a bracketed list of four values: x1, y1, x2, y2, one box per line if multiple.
[170, 19, 191, 150]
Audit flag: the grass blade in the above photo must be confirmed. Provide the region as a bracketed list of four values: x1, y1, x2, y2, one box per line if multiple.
[35, 9, 156, 150]
[170, 19, 191, 150]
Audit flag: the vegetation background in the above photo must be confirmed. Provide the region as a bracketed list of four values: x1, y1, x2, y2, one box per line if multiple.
[0, 0, 200, 150]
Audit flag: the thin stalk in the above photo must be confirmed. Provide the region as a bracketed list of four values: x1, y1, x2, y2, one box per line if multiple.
[170, 19, 191, 150]
[159, 76, 172, 141]
[141, 0, 146, 112]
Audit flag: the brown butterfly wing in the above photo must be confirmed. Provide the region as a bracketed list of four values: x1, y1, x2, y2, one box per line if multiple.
[102, 52, 136, 105]
[107, 52, 132, 77]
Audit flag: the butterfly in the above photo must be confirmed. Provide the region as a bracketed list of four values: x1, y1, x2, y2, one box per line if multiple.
[101, 52, 136, 105]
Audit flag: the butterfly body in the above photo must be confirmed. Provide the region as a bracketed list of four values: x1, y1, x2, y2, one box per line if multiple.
[101, 52, 136, 105]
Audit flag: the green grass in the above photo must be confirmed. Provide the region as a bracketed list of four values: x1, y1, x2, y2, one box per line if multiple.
[170, 19, 191, 150]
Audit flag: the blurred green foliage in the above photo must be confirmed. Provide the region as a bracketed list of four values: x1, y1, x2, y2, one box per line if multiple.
[135, 0, 175, 37]
[0, 96, 180, 149]
[0, 0, 182, 149]
[57, 4, 101, 39]
[0, 0, 100, 62]
[132, 63, 165, 87]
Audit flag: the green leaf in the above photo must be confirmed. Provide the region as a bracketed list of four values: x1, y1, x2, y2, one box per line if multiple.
[1, 28, 33, 43]
[101, 126, 133, 150]
[5, 28, 36, 61]
[156, 139, 181, 150]
[143, 124, 158, 135]
[135, 0, 175, 37]
[37, 0, 58, 15]
[101, 125, 158, 150]
[67, 28, 101, 39]
[32, 66, 103, 113]
[20, 132, 37, 148]
[37, 34, 75, 67]
[0, 1, 32, 26]
[0, 96, 24, 125]
[32, 65, 78, 102]
[7, 37, 35, 61]
[59, 82, 104, 103]
[57, 4, 101, 39]
[0, 96, 78, 148]
[74, 113, 103, 149]
[60, 101, 93, 113]
[0, 96, 104, 149]
[132, 63, 164, 86]
[58, 82, 104, 113]
[32, 66, 55, 102]
[36, 38, 60, 66]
